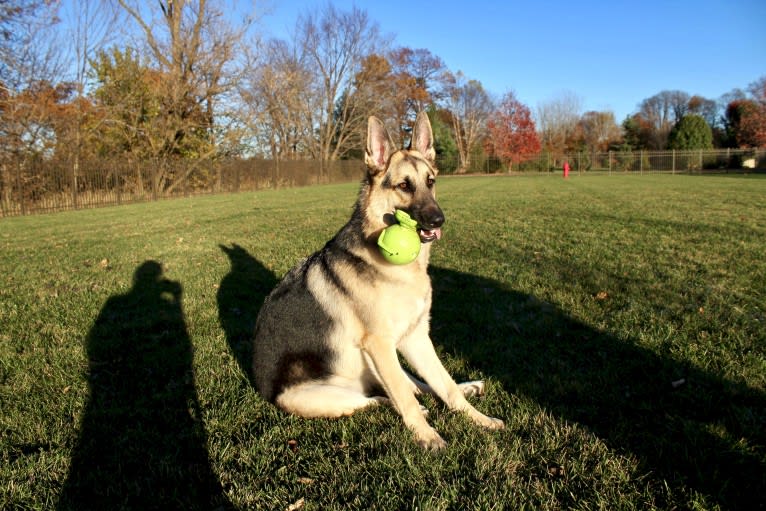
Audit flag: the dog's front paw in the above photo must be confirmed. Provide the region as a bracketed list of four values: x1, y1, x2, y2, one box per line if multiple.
[482, 416, 505, 430]
[458, 380, 485, 398]
[468, 410, 505, 430]
[415, 428, 447, 451]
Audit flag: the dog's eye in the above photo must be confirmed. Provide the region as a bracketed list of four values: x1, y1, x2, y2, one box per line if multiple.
[398, 181, 411, 192]
[426, 176, 435, 187]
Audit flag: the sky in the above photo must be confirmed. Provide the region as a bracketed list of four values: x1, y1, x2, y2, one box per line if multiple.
[260, 0, 766, 121]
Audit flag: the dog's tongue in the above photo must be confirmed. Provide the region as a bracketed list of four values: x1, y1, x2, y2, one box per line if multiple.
[419, 227, 442, 242]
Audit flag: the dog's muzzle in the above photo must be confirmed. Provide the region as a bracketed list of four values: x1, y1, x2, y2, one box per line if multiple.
[413, 206, 444, 243]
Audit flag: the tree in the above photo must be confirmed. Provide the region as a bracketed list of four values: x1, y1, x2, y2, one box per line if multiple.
[90, 47, 162, 158]
[536, 91, 582, 154]
[667, 114, 713, 150]
[114, 0, 251, 167]
[687, 95, 718, 128]
[633, 90, 691, 149]
[385, 47, 446, 146]
[242, 38, 313, 162]
[427, 106, 458, 172]
[444, 72, 493, 173]
[486, 91, 540, 171]
[725, 99, 766, 148]
[0, 1, 65, 92]
[295, 3, 385, 172]
[576, 111, 622, 152]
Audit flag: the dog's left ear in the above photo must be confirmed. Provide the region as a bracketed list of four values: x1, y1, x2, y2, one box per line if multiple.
[409, 111, 435, 162]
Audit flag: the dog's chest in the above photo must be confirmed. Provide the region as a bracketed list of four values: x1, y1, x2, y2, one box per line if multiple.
[375, 274, 431, 338]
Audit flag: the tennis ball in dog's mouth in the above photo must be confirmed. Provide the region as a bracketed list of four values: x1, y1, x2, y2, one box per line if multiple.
[377, 210, 421, 265]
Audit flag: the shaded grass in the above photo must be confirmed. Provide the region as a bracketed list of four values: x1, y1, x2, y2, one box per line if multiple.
[1, 174, 764, 510]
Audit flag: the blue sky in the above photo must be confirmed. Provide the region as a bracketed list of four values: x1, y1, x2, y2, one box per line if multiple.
[262, 0, 766, 121]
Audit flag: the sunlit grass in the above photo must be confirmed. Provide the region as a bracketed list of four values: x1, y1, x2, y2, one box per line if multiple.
[1, 174, 764, 510]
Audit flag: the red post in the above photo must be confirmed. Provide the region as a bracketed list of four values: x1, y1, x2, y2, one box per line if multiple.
[563, 161, 570, 179]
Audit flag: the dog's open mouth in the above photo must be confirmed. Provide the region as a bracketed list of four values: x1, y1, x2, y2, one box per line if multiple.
[418, 227, 442, 243]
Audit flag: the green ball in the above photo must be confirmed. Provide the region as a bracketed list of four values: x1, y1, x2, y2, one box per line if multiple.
[377, 223, 421, 265]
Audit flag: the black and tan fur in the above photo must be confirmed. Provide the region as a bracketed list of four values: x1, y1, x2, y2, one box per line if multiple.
[253, 112, 504, 450]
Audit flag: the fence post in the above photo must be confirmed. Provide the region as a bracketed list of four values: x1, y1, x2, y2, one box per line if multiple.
[72, 159, 79, 209]
[152, 161, 158, 201]
[16, 159, 26, 215]
[608, 151, 612, 175]
[115, 162, 122, 206]
[640, 151, 643, 175]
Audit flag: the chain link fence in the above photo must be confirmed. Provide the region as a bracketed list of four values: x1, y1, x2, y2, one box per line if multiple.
[1, 149, 764, 216]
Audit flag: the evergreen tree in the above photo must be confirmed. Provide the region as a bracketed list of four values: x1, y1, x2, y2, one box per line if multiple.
[667, 115, 713, 150]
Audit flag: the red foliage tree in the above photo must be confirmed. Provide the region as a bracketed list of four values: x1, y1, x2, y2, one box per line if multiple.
[726, 77, 766, 148]
[486, 91, 541, 170]
[726, 99, 766, 148]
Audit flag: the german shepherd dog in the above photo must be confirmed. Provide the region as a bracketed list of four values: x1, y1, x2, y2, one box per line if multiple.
[253, 112, 504, 450]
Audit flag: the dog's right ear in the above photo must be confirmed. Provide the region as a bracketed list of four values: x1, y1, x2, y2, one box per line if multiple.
[365, 116, 394, 174]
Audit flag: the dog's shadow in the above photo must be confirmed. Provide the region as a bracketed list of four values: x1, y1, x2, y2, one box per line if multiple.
[429, 266, 765, 510]
[217, 243, 278, 384]
[216, 244, 764, 508]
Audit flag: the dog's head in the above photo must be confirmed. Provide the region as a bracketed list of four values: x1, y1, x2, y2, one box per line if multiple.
[364, 112, 444, 243]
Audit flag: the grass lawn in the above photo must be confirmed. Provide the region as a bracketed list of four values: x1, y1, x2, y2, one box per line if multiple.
[1, 174, 764, 510]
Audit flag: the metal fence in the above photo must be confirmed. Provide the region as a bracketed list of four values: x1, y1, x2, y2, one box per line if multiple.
[0, 157, 363, 217]
[432, 148, 766, 175]
[531, 148, 766, 175]
[1, 148, 764, 217]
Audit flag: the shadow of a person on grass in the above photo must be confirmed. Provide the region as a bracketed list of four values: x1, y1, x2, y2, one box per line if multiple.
[429, 266, 765, 510]
[217, 243, 278, 383]
[59, 261, 232, 511]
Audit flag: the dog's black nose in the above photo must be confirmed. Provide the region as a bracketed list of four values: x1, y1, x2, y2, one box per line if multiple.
[421, 208, 444, 228]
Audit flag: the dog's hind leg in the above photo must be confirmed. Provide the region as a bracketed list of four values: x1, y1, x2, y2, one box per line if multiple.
[275, 379, 386, 418]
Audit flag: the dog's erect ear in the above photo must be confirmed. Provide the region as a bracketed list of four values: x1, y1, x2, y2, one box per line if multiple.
[410, 111, 435, 162]
[365, 116, 395, 174]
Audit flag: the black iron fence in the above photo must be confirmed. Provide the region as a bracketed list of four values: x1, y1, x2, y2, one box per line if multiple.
[0, 157, 363, 216]
[1, 149, 764, 217]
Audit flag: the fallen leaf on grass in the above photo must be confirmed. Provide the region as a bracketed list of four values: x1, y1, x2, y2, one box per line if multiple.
[595, 291, 608, 300]
[547, 463, 565, 478]
[286, 497, 305, 511]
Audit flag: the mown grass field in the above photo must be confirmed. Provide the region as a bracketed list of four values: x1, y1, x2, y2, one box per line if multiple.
[1, 174, 764, 510]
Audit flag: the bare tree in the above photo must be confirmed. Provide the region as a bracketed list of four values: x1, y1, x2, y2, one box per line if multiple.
[55, 1, 122, 195]
[444, 72, 493, 173]
[577, 110, 622, 152]
[237, 37, 315, 184]
[245, 39, 312, 159]
[536, 91, 582, 154]
[295, 3, 385, 175]
[635, 90, 690, 149]
[0, 0, 65, 92]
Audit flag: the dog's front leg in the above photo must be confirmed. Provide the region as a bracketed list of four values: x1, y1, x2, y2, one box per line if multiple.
[361, 333, 447, 450]
[399, 332, 505, 431]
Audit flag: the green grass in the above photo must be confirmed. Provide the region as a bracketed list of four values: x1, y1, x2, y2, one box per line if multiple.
[1, 174, 764, 510]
